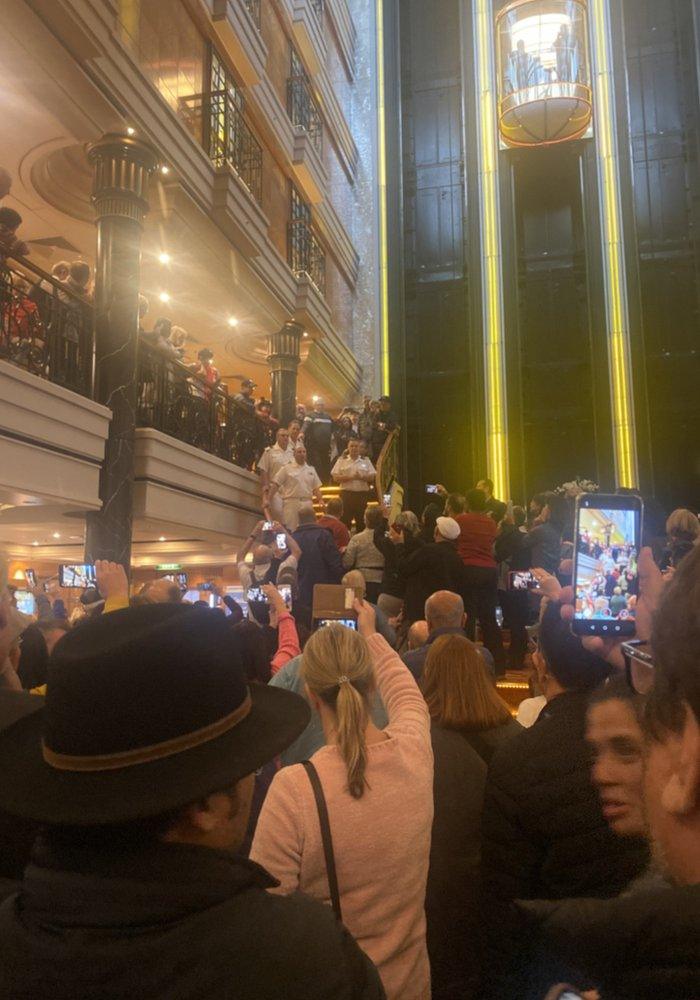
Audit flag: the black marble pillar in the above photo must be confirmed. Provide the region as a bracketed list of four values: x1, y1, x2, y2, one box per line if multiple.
[84, 134, 158, 572]
[267, 321, 304, 427]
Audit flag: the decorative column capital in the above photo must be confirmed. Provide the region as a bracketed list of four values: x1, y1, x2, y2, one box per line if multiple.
[267, 321, 305, 372]
[88, 133, 159, 225]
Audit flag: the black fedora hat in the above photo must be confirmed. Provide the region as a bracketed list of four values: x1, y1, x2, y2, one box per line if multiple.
[0, 604, 310, 825]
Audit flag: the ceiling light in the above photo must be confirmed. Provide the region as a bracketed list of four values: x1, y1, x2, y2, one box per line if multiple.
[158, 251, 171, 265]
[303, 332, 309, 338]
[52, 532, 61, 539]
[32, 540, 39, 546]
[159, 536, 166, 542]
[126, 127, 136, 136]
[158, 291, 170, 303]
[227, 316, 238, 328]
[160, 165, 170, 175]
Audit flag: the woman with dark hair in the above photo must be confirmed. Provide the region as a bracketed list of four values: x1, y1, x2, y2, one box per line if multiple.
[374, 510, 423, 619]
[419, 502, 443, 544]
[587, 676, 646, 840]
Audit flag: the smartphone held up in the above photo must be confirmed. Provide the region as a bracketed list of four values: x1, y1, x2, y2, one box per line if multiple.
[571, 493, 643, 638]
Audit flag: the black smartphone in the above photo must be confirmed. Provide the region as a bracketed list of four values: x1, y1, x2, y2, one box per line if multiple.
[572, 493, 643, 637]
[59, 564, 97, 589]
[248, 585, 292, 608]
[177, 572, 188, 591]
[316, 618, 358, 630]
[276, 532, 287, 549]
[263, 521, 274, 531]
[24, 568, 37, 589]
[383, 493, 392, 506]
[425, 485, 439, 494]
[508, 570, 540, 591]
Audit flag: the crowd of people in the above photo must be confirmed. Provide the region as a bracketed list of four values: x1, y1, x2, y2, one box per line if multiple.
[0, 473, 698, 999]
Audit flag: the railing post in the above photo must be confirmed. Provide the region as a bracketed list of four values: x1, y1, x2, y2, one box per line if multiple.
[84, 133, 158, 574]
[267, 321, 304, 427]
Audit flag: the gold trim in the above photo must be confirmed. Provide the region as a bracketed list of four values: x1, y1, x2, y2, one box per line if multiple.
[42, 694, 253, 773]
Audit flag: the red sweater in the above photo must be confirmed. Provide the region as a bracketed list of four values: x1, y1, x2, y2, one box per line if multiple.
[317, 515, 351, 551]
[456, 513, 497, 568]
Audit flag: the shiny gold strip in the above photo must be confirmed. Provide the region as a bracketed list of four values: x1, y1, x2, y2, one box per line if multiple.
[42, 694, 252, 772]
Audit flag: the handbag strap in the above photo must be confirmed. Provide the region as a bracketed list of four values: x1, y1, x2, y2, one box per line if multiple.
[302, 760, 343, 922]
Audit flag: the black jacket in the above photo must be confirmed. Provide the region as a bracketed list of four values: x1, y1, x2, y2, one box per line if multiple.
[427, 725, 487, 1000]
[292, 522, 344, 609]
[397, 541, 465, 623]
[373, 527, 423, 598]
[481, 690, 649, 998]
[0, 840, 385, 1000]
[519, 884, 700, 1000]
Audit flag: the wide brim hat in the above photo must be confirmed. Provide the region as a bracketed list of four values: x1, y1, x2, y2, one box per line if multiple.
[0, 605, 310, 826]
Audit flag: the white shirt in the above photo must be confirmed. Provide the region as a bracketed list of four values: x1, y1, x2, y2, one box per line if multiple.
[331, 455, 376, 492]
[273, 462, 322, 500]
[258, 443, 294, 481]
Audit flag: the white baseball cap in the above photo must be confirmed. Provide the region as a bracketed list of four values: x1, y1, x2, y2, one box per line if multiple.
[436, 516, 461, 541]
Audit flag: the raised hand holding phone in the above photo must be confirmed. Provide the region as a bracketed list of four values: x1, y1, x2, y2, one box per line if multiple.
[353, 598, 376, 638]
[94, 560, 129, 606]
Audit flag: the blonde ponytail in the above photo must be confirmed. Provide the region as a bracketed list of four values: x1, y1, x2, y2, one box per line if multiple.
[301, 625, 373, 799]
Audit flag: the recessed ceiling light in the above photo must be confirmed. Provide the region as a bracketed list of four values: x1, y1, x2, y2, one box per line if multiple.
[52, 532, 61, 539]
[160, 165, 170, 175]
[303, 332, 309, 338]
[227, 316, 238, 328]
[31, 540, 39, 547]
[158, 251, 171, 265]
[126, 126, 136, 136]
[159, 536, 166, 542]
[158, 291, 170, 303]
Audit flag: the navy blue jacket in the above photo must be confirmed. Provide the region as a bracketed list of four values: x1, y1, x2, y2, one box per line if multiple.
[292, 522, 344, 608]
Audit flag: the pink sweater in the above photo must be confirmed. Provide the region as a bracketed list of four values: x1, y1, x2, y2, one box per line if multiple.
[270, 612, 301, 676]
[251, 633, 433, 1000]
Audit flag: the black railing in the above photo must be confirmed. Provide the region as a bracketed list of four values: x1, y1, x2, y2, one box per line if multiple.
[287, 219, 326, 294]
[287, 75, 323, 152]
[136, 344, 267, 470]
[244, 0, 261, 28]
[0, 257, 95, 397]
[179, 91, 263, 204]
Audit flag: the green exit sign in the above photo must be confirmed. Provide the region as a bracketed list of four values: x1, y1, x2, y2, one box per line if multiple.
[157, 563, 182, 571]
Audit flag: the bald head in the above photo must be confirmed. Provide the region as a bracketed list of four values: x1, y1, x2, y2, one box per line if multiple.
[297, 501, 316, 526]
[253, 544, 274, 566]
[407, 620, 429, 650]
[425, 591, 465, 632]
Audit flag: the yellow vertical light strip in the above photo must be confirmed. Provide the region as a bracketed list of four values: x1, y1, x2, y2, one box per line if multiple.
[590, 0, 638, 488]
[473, 0, 509, 500]
[376, 0, 391, 396]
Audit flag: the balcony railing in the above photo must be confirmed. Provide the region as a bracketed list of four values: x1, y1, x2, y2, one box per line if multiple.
[179, 91, 263, 204]
[136, 344, 268, 470]
[287, 74, 323, 152]
[244, 0, 261, 29]
[287, 219, 326, 294]
[0, 257, 95, 397]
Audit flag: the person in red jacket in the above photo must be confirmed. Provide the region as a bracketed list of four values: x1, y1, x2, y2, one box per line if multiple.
[446, 489, 506, 676]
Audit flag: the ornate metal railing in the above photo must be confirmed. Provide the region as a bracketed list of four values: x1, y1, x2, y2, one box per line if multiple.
[287, 219, 326, 294]
[243, 0, 261, 29]
[287, 74, 323, 152]
[375, 426, 401, 501]
[179, 91, 263, 204]
[0, 257, 95, 397]
[136, 344, 267, 470]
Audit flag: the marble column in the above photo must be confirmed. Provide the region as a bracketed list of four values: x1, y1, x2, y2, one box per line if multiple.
[84, 133, 158, 572]
[267, 321, 304, 427]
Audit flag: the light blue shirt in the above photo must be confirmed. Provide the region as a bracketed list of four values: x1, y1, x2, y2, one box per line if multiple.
[270, 655, 389, 766]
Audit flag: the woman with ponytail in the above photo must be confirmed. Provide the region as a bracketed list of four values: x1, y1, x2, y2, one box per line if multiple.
[251, 601, 433, 999]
